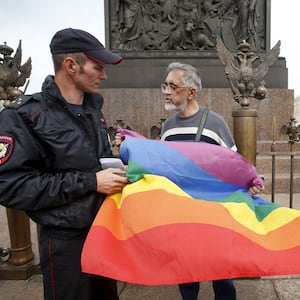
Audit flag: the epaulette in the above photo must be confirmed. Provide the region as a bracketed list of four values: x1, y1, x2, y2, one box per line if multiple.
[7, 93, 42, 109]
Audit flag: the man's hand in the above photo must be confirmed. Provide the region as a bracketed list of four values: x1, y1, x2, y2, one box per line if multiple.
[248, 184, 265, 197]
[112, 132, 124, 148]
[96, 168, 128, 194]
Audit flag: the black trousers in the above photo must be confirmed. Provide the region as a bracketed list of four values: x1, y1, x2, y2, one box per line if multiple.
[179, 279, 236, 300]
[39, 226, 119, 300]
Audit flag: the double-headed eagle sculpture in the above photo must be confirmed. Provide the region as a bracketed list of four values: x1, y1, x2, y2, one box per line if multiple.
[0, 40, 32, 107]
[281, 117, 300, 145]
[216, 36, 280, 107]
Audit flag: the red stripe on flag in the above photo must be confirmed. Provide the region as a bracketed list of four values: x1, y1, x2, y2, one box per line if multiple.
[82, 224, 300, 285]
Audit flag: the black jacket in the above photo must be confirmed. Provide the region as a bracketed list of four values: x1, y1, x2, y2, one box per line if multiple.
[0, 75, 112, 232]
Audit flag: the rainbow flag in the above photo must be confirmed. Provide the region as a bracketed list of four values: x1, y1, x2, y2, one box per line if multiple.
[81, 133, 300, 285]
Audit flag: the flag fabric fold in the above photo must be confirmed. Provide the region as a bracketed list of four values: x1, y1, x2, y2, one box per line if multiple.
[81, 132, 300, 285]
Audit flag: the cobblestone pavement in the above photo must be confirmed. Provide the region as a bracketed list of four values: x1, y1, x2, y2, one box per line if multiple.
[2, 274, 300, 300]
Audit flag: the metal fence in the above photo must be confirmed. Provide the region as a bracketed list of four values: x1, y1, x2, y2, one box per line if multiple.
[260, 141, 300, 208]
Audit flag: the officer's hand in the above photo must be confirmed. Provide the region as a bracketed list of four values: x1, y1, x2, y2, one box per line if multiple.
[96, 168, 128, 194]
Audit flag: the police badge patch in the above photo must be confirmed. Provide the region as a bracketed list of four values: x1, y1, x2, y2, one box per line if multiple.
[0, 136, 14, 165]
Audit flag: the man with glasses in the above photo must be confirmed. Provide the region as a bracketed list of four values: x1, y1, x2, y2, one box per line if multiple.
[160, 62, 263, 300]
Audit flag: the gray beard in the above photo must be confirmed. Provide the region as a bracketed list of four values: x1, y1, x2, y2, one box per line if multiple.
[164, 101, 187, 112]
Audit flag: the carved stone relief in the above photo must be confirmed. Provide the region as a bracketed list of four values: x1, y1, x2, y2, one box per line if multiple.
[107, 0, 267, 53]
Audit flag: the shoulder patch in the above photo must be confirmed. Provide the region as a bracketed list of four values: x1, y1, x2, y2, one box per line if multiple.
[0, 136, 14, 165]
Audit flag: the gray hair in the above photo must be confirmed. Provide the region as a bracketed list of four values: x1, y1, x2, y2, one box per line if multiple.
[166, 62, 202, 93]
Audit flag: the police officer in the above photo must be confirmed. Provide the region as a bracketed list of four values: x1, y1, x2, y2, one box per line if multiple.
[0, 28, 128, 300]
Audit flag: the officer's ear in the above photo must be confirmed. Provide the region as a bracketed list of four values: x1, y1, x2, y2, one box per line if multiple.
[64, 57, 77, 75]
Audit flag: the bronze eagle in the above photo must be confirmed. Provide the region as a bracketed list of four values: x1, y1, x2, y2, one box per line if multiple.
[216, 36, 280, 100]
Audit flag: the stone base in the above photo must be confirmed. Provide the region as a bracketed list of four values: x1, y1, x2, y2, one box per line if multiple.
[0, 257, 40, 280]
[102, 56, 288, 89]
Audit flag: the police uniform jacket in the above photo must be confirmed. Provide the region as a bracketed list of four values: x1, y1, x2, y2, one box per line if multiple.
[0, 75, 112, 234]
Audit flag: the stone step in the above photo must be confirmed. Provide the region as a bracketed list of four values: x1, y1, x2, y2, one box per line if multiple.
[259, 173, 300, 194]
[260, 193, 300, 209]
[256, 154, 300, 174]
[247, 140, 300, 194]
[257, 141, 300, 153]
[255, 152, 300, 193]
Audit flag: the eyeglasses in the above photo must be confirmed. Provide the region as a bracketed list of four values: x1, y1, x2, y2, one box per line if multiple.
[161, 83, 189, 93]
